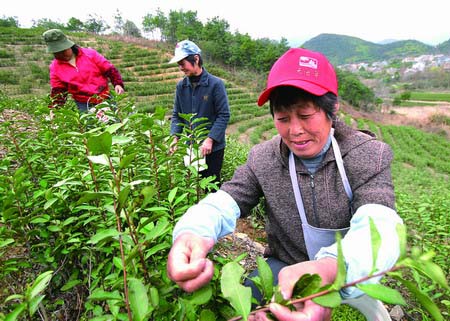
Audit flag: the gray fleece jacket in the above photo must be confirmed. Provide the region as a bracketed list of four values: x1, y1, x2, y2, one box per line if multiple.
[221, 119, 396, 265]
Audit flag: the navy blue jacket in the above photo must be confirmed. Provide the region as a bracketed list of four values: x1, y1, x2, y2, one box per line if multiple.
[170, 68, 230, 152]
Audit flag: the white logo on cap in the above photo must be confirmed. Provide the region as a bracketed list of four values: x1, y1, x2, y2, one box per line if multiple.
[299, 56, 318, 69]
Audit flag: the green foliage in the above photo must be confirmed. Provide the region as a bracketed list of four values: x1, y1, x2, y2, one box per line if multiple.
[2, 271, 53, 320]
[0, 95, 231, 320]
[31, 18, 65, 30]
[0, 16, 19, 28]
[143, 9, 289, 74]
[84, 14, 109, 34]
[409, 91, 450, 102]
[66, 17, 84, 32]
[336, 69, 379, 111]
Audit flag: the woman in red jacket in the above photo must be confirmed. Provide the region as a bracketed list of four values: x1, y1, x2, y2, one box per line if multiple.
[43, 29, 125, 112]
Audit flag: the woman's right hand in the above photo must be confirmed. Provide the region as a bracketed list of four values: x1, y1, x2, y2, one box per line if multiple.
[169, 136, 179, 155]
[167, 232, 215, 292]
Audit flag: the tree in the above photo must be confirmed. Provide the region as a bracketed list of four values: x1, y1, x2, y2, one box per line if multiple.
[142, 8, 167, 41]
[32, 18, 65, 30]
[201, 17, 231, 61]
[0, 16, 19, 27]
[66, 17, 84, 32]
[167, 10, 203, 43]
[113, 9, 124, 35]
[337, 69, 378, 111]
[84, 14, 109, 34]
[123, 20, 142, 38]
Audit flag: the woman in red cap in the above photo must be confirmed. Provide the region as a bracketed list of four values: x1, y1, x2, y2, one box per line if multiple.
[43, 29, 125, 112]
[167, 48, 401, 321]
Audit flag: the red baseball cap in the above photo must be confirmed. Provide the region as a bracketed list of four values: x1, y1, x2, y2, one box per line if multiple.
[257, 48, 338, 106]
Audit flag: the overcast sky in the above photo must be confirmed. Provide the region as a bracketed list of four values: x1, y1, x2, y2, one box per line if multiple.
[2, 0, 449, 46]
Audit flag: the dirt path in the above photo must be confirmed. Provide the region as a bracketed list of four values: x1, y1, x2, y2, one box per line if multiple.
[390, 104, 450, 119]
[342, 103, 450, 137]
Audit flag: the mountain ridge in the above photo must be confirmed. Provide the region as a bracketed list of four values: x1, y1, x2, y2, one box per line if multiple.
[300, 33, 450, 65]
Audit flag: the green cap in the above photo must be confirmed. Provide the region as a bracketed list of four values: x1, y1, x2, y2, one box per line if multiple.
[42, 29, 75, 53]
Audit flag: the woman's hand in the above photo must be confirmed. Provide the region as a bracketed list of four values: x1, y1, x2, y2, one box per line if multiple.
[200, 137, 214, 156]
[254, 258, 337, 321]
[114, 85, 125, 94]
[167, 232, 215, 293]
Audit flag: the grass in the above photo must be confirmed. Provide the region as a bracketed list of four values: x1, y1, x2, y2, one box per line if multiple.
[410, 91, 450, 102]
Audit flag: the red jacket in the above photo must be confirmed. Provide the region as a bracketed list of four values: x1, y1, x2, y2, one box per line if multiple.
[49, 47, 124, 107]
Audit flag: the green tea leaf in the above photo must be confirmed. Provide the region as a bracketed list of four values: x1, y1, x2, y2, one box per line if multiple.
[144, 243, 170, 259]
[402, 257, 449, 290]
[189, 284, 213, 305]
[4, 302, 26, 321]
[357, 283, 406, 305]
[293, 273, 322, 298]
[88, 229, 120, 245]
[167, 187, 178, 204]
[394, 277, 443, 321]
[76, 191, 112, 205]
[369, 216, 381, 274]
[396, 223, 407, 260]
[128, 278, 149, 321]
[113, 256, 124, 270]
[87, 154, 109, 166]
[312, 290, 341, 308]
[61, 279, 82, 291]
[43, 198, 58, 210]
[332, 232, 346, 290]
[119, 152, 137, 169]
[140, 186, 156, 208]
[88, 289, 122, 301]
[118, 185, 130, 209]
[87, 132, 112, 156]
[221, 262, 251, 320]
[105, 122, 124, 133]
[27, 270, 53, 300]
[28, 294, 45, 316]
[112, 135, 132, 145]
[149, 287, 159, 308]
[256, 256, 274, 302]
[272, 285, 288, 305]
[0, 238, 14, 248]
[200, 309, 216, 321]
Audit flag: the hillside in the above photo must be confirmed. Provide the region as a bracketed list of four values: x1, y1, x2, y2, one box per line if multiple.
[0, 26, 265, 125]
[302, 33, 438, 65]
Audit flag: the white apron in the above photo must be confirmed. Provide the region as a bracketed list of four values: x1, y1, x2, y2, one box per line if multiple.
[288, 130, 392, 321]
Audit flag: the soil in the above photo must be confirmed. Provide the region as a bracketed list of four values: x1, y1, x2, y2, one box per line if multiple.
[341, 102, 450, 137]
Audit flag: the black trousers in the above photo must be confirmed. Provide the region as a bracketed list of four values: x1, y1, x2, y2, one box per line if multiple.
[200, 148, 225, 186]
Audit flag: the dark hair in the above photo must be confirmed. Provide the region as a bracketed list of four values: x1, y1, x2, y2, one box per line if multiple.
[269, 86, 338, 119]
[184, 54, 203, 67]
[71, 44, 80, 55]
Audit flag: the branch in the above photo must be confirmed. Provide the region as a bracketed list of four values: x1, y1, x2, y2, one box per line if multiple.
[227, 265, 402, 321]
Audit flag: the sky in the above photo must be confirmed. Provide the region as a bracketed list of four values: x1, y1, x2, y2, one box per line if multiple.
[2, 0, 449, 46]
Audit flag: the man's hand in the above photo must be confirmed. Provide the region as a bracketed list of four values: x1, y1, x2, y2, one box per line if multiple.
[254, 258, 337, 321]
[167, 232, 215, 293]
[200, 137, 214, 156]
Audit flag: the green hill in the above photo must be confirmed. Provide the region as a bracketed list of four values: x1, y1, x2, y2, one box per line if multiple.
[302, 33, 437, 65]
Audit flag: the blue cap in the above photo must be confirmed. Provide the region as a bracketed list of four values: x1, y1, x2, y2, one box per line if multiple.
[169, 40, 201, 64]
